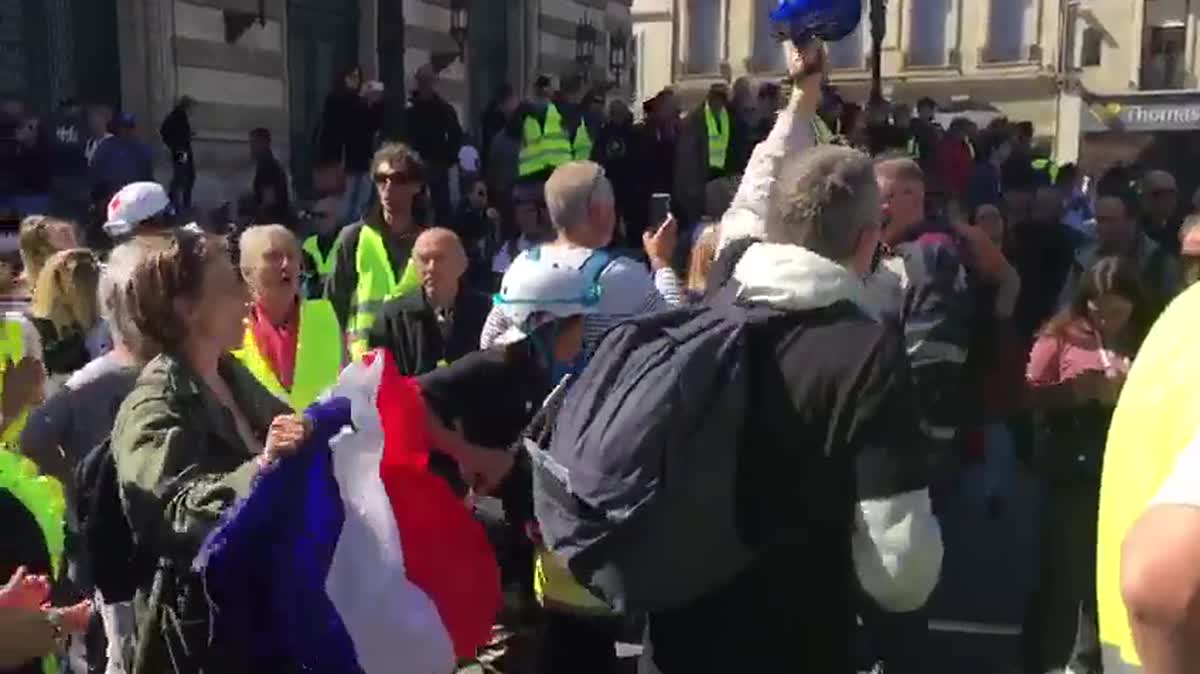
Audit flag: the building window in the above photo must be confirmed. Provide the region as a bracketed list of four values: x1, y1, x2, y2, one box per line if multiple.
[907, 0, 953, 67]
[1141, 0, 1191, 90]
[685, 0, 722, 74]
[752, 0, 786, 72]
[983, 0, 1034, 63]
[1081, 26, 1102, 67]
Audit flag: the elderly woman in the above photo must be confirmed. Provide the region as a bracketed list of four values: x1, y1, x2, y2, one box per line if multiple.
[232, 224, 342, 411]
[110, 228, 311, 674]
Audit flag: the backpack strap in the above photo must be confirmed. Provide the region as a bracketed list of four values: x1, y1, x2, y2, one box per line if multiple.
[705, 237, 760, 299]
[579, 249, 613, 287]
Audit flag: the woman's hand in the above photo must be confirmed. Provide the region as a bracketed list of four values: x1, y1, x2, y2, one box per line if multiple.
[49, 600, 93, 634]
[0, 567, 49, 610]
[262, 414, 312, 465]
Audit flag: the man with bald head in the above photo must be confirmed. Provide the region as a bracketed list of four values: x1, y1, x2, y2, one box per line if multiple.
[367, 227, 490, 375]
[1140, 169, 1182, 253]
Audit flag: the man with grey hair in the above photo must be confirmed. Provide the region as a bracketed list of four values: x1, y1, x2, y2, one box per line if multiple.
[640, 42, 941, 674]
[479, 160, 683, 350]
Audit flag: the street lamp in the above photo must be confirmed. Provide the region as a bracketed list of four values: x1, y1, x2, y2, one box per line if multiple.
[609, 30, 628, 86]
[869, 0, 886, 103]
[576, 15, 597, 77]
[450, 0, 469, 62]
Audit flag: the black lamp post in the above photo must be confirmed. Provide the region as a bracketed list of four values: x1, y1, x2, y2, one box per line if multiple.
[576, 15, 597, 77]
[869, 0, 886, 103]
[450, 0, 469, 62]
[609, 31, 628, 86]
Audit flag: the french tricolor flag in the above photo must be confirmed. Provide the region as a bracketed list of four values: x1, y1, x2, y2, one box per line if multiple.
[195, 350, 501, 674]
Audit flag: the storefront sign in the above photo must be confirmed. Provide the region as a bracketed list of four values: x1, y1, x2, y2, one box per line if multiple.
[1084, 97, 1200, 133]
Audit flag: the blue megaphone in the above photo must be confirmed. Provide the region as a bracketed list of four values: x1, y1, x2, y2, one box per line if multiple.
[770, 0, 864, 44]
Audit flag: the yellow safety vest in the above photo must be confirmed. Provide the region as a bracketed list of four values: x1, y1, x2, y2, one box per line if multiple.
[812, 116, 836, 145]
[0, 319, 28, 447]
[704, 102, 730, 170]
[1032, 158, 1059, 184]
[348, 225, 421, 360]
[232, 299, 342, 412]
[534, 547, 612, 616]
[302, 235, 342, 278]
[1097, 283, 1200, 673]
[518, 103, 574, 178]
[573, 122, 593, 162]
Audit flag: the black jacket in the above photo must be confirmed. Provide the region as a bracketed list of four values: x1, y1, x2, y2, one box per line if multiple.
[318, 88, 382, 172]
[160, 106, 193, 156]
[366, 286, 491, 377]
[405, 92, 462, 168]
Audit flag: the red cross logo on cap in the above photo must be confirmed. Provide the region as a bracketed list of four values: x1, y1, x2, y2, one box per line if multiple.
[108, 194, 122, 218]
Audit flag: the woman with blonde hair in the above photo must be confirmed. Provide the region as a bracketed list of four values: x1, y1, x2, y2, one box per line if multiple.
[686, 220, 720, 301]
[18, 216, 77, 292]
[27, 249, 102, 379]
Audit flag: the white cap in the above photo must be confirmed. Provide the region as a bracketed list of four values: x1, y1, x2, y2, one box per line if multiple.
[104, 182, 171, 237]
[491, 248, 603, 345]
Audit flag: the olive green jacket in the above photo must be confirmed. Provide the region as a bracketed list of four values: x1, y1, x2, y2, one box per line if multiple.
[111, 352, 290, 674]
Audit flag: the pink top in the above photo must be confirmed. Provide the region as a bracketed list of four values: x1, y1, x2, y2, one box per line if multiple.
[1026, 319, 1130, 387]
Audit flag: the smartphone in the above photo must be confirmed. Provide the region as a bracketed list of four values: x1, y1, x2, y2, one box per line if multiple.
[649, 193, 671, 229]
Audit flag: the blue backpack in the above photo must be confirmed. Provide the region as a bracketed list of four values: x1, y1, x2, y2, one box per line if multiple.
[529, 242, 794, 613]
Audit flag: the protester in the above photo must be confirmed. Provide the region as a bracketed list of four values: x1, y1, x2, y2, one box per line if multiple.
[26, 248, 103, 391]
[89, 113, 152, 209]
[1138, 169, 1180, 253]
[232, 225, 341, 411]
[1023, 256, 1146, 674]
[325, 143, 426, 358]
[674, 83, 741, 227]
[452, 177, 500, 290]
[318, 65, 384, 224]
[1179, 213, 1200, 286]
[406, 65, 463, 224]
[298, 194, 343, 298]
[17, 215, 77, 292]
[367, 227, 488, 375]
[46, 99, 91, 222]
[643, 41, 941, 674]
[248, 128, 291, 226]
[491, 183, 554, 283]
[479, 160, 683, 351]
[160, 96, 195, 212]
[109, 228, 309, 673]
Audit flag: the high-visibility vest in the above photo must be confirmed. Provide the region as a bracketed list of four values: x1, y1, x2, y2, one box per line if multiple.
[302, 235, 342, 278]
[232, 298, 342, 411]
[704, 102, 730, 170]
[347, 225, 421, 360]
[812, 116, 836, 145]
[1032, 157, 1059, 184]
[534, 546, 612, 615]
[572, 122, 593, 161]
[518, 103, 574, 178]
[1097, 283, 1200, 673]
[0, 319, 28, 448]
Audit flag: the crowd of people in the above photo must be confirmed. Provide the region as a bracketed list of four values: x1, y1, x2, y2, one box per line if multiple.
[2, 36, 1200, 674]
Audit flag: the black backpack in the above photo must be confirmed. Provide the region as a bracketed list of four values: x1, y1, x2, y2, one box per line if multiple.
[74, 437, 149, 602]
[529, 269, 798, 614]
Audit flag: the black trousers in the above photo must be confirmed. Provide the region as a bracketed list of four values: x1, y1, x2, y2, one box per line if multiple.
[538, 610, 619, 674]
[169, 153, 195, 210]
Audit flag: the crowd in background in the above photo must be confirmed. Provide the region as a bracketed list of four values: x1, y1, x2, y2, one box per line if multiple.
[4, 47, 1200, 674]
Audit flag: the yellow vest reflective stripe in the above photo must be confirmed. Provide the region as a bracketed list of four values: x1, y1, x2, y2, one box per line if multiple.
[705, 102, 730, 170]
[232, 299, 342, 411]
[1097, 284, 1200, 673]
[302, 235, 342, 278]
[0, 319, 28, 447]
[518, 103, 573, 178]
[348, 226, 421, 360]
[534, 547, 612, 615]
[812, 116, 836, 145]
[572, 122, 593, 161]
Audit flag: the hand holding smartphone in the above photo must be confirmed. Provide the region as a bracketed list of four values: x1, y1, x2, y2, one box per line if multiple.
[648, 193, 671, 230]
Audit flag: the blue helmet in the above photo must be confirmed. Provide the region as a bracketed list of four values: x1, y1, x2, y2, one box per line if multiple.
[769, 0, 863, 44]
